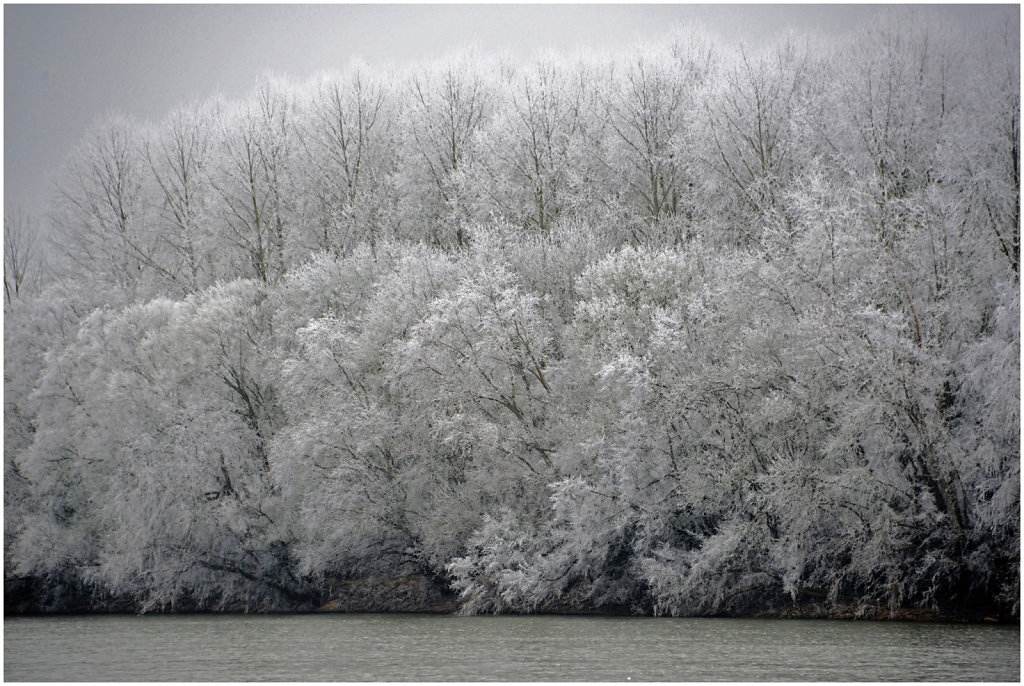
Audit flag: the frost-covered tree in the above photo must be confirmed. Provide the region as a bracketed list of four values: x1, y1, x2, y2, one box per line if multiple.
[145, 102, 217, 294]
[211, 80, 296, 284]
[603, 50, 707, 231]
[398, 54, 491, 246]
[295, 64, 399, 254]
[51, 114, 159, 299]
[12, 280, 304, 610]
[468, 56, 589, 233]
[6, 16, 1018, 619]
[709, 38, 808, 244]
[4, 206, 41, 305]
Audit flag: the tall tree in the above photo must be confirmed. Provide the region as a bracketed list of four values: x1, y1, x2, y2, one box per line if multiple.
[296, 64, 399, 254]
[51, 114, 158, 298]
[4, 206, 40, 305]
[212, 80, 295, 284]
[146, 103, 217, 294]
[709, 38, 808, 243]
[399, 55, 490, 246]
[603, 51, 707, 230]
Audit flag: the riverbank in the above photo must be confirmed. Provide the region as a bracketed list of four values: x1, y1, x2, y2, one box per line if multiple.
[5, 573, 1018, 624]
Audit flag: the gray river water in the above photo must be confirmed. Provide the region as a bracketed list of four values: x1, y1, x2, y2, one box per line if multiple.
[4, 613, 1019, 681]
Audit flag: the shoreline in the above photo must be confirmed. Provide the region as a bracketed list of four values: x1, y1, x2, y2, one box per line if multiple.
[6, 575, 1017, 625]
[5, 609, 1017, 625]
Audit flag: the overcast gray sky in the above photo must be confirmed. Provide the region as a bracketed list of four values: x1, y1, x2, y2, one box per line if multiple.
[4, 4, 1015, 232]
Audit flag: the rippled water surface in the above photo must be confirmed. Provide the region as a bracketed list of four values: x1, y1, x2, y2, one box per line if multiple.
[4, 613, 1019, 681]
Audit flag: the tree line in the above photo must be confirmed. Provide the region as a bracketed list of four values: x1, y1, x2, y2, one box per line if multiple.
[5, 13, 1019, 617]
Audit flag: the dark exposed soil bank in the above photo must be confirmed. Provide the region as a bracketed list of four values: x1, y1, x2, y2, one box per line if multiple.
[312, 575, 457, 614]
[3, 573, 457, 616]
[5, 574, 1017, 624]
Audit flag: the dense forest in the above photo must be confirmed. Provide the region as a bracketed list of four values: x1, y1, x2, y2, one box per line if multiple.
[4, 15, 1020, 619]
